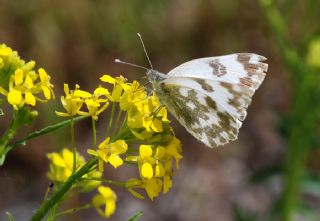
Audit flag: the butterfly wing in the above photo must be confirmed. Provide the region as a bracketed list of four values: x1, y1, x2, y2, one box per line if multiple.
[167, 53, 267, 90]
[159, 53, 268, 147]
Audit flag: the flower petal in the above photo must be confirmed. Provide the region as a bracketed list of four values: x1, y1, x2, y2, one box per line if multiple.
[7, 89, 22, 106]
[109, 154, 123, 168]
[141, 162, 153, 179]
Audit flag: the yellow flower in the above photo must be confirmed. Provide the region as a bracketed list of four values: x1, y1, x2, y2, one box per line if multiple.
[119, 80, 146, 111]
[139, 145, 155, 179]
[0, 44, 13, 57]
[125, 135, 182, 197]
[0, 57, 54, 109]
[8, 68, 36, 108]
[87, 137, 128, 172]
[143, 177, 163, 200]
[47, 148, 102, 191]
[92, 186, 117, 218]
[56, 84, 110, 120]
[47, 148, 85, 183]
[55, 84, 83, 117]
[163, 160, 173, 194]
[165, 137, 183, 169]
[38, 68, 55, 100]
[100, 74, 130, 102]
[125, 178, 162, 201]
[0, 44, 25, 85]
[7, 88, 22, 106]
[154, 146, 166, 177]
[126, 145, 154, 179]
[126, 145, 168, 179]
[77, 87, 110, 120]
[127, 95, 169, 137]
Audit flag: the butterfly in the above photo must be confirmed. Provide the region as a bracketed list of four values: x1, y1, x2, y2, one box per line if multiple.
[116, 34, 268, 148]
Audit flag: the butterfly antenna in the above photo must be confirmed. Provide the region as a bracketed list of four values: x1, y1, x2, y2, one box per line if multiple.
[137, 33, 153, 69]
[114, 59, 148, 70]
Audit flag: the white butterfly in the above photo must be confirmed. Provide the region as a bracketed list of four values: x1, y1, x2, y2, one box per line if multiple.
[116, 34, 268, 148]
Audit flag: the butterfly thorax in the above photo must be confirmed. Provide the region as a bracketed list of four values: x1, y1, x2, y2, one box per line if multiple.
[146, 69, 167, 93]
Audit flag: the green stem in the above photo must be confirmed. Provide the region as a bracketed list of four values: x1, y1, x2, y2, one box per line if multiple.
[111, 110, 123, 138]
[0, 110, 19, 148]
[117, 112, 128, 135]
[112, 125, 131, 142]
[92, 118, 97, 148]
[53, 204, 92, 219]
[81, 177, 126, 187]
[11, 116, 87, 148]
[0, 110, 20, 165]
[29, 158, 97, 221]
[259, 1, 319, 220]
[124, 160, 138, 166]
[70, 118, 76, 174]
[106, 102, 116, 137]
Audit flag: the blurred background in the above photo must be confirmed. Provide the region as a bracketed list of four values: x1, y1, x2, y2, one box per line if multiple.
[1, 0, 320, 220]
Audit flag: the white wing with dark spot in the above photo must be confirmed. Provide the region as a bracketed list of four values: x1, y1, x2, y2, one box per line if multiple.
[158, 83, 242, 147]
[155, 53, 268, 147]
[167, 53, 268, 90]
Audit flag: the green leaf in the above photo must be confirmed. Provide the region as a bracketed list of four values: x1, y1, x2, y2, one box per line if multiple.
[0, 146, 12, 166]
[0, 115, 87, 166]
[6, 212, 15, 221]
[0, 107, 3, 116]
[127, 211, 143, 221]
[12, 116, 87, 148]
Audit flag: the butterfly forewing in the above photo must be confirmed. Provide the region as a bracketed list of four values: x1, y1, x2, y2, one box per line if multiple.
[151, 53, 268, 148]
[167, 53, 268, 90]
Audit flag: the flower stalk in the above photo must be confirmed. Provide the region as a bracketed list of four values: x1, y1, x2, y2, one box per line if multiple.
[29, 157, 98, 221]
[70, 118, 76, 173]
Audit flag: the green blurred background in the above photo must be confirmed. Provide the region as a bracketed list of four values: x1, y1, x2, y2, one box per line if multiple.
[1, 0, 320, 220]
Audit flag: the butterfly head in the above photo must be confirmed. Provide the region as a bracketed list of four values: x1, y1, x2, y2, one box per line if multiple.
[146, 69, 166, 83]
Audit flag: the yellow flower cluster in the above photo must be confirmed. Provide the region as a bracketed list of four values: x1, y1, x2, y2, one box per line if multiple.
[128, 94, 169, 139]
[47, 148, 102, 192]
[56, 75, 147, 121]
[54, 74, 182, 217]
[55, 84, 109, 120]
[125, 137, 182, 200]
[0, 44, 54, 110]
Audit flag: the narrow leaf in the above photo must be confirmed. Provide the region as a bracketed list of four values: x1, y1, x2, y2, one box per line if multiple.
[6, 212, 15, 221]
[0, 146, 12, 166]
[127, 211, 143, 221]
[11, 116, 87, 147]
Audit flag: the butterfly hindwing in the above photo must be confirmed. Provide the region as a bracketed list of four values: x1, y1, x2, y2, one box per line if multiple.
[156, 82, 242, 147]
[162, 77, 254, 121]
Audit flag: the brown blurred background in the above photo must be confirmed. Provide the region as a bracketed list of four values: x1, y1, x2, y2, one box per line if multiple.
[0, 0, 319, 220]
